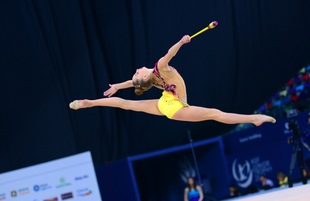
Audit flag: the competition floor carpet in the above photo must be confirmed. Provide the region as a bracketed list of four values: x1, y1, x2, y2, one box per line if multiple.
[223, 182, 310, 201]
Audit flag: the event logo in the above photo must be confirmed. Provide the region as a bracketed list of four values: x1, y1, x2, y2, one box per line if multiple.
[34, 183, 52, 192]
[10, 191, 17, 198]
[18, 187, 30, 196]
[77, 188, 92, 197]
[232, 157, 273, 188]
[0, 193, 6, 200]
[249, 156, 273, 182]
[75, 175, 89, 181]
[56, 178, 71, 189]
[232, 159, 253, 188]
[43, 197, 58, 201]
[61, 192, 73, 200]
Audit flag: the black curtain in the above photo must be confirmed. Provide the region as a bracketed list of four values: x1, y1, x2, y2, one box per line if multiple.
[1, 0, 310, 172]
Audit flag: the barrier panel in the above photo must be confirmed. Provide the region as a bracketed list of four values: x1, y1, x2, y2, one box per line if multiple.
[223, 111, 310, 192]
[96, 137, 230, 200]
[96, 111, 310, 199]
[0, 151, 102, 201]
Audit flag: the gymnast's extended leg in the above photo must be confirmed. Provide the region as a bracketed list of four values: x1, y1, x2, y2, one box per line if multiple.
[172, 106, 276, 126]
[70, 98, 163, 116]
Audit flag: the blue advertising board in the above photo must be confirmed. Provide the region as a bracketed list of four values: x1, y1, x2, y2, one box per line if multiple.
[223, 111, 310, 192]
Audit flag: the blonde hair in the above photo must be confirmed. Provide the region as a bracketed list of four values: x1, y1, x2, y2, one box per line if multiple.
[133, 77, 153, 95]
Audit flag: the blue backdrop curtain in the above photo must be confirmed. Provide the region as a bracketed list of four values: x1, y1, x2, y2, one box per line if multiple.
[1, 0, 310, 172]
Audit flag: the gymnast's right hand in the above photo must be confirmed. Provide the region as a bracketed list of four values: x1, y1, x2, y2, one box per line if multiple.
[103, 84, 118, 97]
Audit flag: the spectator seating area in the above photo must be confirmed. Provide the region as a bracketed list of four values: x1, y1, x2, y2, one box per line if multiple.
[227, 64, 310, 134]
[256, 65, 310, 119]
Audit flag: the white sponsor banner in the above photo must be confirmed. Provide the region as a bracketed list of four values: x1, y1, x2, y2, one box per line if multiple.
[0, 151, 102, 201]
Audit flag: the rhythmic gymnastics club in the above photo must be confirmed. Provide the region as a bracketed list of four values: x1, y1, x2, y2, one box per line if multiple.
[190, 21, 218, 39]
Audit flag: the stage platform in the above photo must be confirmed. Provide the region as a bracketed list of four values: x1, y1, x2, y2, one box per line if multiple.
[223, 182, 310, 201]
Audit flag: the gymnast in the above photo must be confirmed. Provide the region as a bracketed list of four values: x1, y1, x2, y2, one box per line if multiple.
[69, 35, 276, 126]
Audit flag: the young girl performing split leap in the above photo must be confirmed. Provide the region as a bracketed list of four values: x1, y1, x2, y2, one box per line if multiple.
[69, 35, 276, 126]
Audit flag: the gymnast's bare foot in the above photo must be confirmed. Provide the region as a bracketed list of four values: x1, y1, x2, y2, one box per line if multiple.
[69, 99, 91, 110]
[253, 114, 276, 126]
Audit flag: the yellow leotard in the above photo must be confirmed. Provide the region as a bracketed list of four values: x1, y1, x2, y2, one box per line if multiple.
[158, 91, 189, 119]
[153, 64, 189, 119]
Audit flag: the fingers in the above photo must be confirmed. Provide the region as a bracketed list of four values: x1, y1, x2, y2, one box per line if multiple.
[185, 35, 191, 42]
[103, 88, 111, 96]
[108, 91, 115, 97]
[103, 84, 116, 97]
[182, 35, 191, 43]
[103, 88, 110, 97]
[103, 91, 114, 97]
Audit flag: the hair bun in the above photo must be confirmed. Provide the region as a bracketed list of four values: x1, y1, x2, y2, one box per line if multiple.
[135, 88, 143, 95]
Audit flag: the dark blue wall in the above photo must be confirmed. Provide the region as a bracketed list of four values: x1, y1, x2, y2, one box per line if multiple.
[96, 159, 140, 201]
[96, 137, 230, 200]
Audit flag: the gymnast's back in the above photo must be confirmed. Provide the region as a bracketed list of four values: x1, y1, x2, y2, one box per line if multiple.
[153, 65, 188, 106]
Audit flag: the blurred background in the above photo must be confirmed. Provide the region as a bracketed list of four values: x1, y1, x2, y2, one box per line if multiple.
[1, 0, 310, 200]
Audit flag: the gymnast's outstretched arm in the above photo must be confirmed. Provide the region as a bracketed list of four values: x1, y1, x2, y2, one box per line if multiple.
[157, 35, 191, 70]
[103, 80, 133, 97]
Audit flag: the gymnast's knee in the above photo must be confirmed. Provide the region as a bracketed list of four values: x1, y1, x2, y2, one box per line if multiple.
[206, 108, 222, 119]
[120, 99, 131, 110]
[122, 99, 143, 111]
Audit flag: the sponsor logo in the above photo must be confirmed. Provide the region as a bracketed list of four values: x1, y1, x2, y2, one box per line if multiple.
[0, 193, 6, 200]
[232, 157, 273, 188]
[34, 185, 40, 192]
[61, 192, 73, 200]
[77, 188, 92, 197]
[232, 159, 253, 188]
[10, 191, 17, 198]
[43, 197, 58, 201]
[18, 187, 30, 196]
[33, 183, 52, 192]
[75, 175, 89, 181]
[56, 178, 71, 189]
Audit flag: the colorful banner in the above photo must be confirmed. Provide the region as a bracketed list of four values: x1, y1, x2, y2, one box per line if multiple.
[0, 152, 101, 201]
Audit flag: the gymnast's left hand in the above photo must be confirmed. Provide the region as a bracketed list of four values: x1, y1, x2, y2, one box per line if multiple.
[181, 35, 191, 44]
[103, 84, 118, 97]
